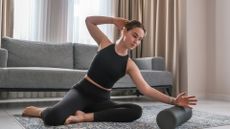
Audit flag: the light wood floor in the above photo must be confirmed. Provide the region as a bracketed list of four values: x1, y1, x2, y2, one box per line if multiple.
[0, 96, 230, 129]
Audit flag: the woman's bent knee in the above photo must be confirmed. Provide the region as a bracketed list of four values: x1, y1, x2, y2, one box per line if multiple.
[131, 104, 142, 120]
[123, 104, 142, 122]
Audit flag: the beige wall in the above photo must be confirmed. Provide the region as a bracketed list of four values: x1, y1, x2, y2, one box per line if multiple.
[206, 0, 216, 99]
[185, 0, 208, 99]
[207, 0, 230, 100]
[184, 0, 230, 100]
[178, 0, 188, 93]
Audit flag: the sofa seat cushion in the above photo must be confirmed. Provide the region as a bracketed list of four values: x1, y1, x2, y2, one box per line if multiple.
[114, 70, 172, 88]
[1, 37, 74, 69]
[0, 68, 172, 90]
[0, 67, 87, 89]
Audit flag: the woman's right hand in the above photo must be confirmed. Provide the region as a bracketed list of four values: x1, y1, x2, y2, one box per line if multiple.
[174, 92, 197, 108]
[113, 17, 129, 31]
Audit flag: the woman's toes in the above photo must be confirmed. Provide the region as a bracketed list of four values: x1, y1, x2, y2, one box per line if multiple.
[65, 116, 75, 125]
[22, 106, 42, 117]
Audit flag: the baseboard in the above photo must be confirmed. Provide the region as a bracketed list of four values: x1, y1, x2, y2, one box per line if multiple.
[0, 97, 62, 104]
[206, 93, 230, 101]
[0, 95, 147, 104]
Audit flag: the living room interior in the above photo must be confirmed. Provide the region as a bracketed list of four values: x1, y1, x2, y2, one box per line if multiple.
[1, 0, 230, 129]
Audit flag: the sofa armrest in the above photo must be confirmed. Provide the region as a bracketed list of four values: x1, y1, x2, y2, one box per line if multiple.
[0, 48, 8, 67]
[133, 57, 165, 70]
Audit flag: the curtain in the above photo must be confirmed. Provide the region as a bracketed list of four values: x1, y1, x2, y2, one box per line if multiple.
[115, 0, 182, 96]
[67, 0, 113, 44]
[34, 0, 68, 43]
[113, 0, 144, 57]
[13, 0, 68, 43]
[1, 0, 14, 38]
[13, 0, 113, 44]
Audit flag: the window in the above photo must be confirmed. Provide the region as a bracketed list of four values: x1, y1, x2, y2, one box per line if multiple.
[67, 0, 114, 44]
[14, 0, 36, 40]
[14, 0, 114, 44]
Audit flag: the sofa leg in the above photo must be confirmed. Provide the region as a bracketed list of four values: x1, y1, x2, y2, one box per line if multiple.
[135, 90, 142, 97]
[166, 87, 172, 96]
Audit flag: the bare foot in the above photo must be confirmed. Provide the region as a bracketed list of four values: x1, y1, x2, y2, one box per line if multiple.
[75, 110, 85, 116]
[64, 110, 86, 124]
[22, 106, 43, 117]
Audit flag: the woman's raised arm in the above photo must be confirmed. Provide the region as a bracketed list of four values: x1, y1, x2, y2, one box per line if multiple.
[85, 16, 128, 50]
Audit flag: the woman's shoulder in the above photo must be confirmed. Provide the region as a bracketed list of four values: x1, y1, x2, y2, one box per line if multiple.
[126, 58, 139, 73]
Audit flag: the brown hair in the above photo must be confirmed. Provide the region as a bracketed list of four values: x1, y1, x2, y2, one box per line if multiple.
[125, 20, 146, 33]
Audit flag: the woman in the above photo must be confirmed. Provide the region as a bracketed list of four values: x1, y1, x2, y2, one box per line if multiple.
[22, 16, 197, 126]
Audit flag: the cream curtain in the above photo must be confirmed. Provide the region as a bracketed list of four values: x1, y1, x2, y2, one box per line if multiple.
[34, 0, 68, 42]
[13, 0, 69, 43]
[113, 0, 144, 57]
[13, 0, 113, 44]
[114, 0, 182, 95]
[1, 0, 14, 38]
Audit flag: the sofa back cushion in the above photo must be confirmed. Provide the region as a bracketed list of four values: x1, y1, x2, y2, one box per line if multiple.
[1, 37, 74, 68]
[73, 43, 97, 69]
[0, 48, 8, 67]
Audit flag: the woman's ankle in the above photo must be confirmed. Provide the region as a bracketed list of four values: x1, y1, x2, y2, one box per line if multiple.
[83, 113, 94, 122]
[75, 111, 94, 122]
[64, 112, 94, 125]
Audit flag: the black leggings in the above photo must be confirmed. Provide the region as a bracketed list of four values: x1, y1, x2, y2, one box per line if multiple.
[41, 79, 142, 126]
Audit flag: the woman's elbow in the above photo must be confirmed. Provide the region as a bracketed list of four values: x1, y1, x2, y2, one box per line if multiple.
[85, 16, 91, 24]
[138, 85, 150, 95]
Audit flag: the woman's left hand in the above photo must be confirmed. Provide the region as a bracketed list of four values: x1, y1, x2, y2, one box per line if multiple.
[113, 17, 129, 30]
[174, 92, 197, 108]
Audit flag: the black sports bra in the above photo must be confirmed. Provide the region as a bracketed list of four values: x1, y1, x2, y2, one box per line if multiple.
[87, 44, 129, 89]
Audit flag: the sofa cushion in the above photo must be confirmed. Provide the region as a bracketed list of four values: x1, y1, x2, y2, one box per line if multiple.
[73, 43, 98, 69]
[114, 70, 172, 88]
[133, 57, 165, 70]
[0, 48, 8, 67]
[0, 69, 5, 85]
[1, 37, 74, 68]
[0, 67, 87, 89]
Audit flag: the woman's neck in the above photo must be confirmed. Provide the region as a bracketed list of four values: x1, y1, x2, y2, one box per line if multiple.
[115, 41, 128, 56]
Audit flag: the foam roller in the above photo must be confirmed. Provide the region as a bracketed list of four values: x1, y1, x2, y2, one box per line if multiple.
[156, 106, 192, 129]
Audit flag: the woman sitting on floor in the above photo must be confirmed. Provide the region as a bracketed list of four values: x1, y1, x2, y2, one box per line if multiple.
[22, 16, 197, 126]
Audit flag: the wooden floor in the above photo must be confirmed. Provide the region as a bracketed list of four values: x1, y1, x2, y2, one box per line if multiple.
[0, 96, 230, 129]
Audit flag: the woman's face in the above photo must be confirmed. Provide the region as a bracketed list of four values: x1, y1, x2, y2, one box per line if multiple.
[122, 27, 145, 50]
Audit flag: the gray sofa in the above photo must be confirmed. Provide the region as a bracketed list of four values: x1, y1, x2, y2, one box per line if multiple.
[0, 37, 172, 95]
